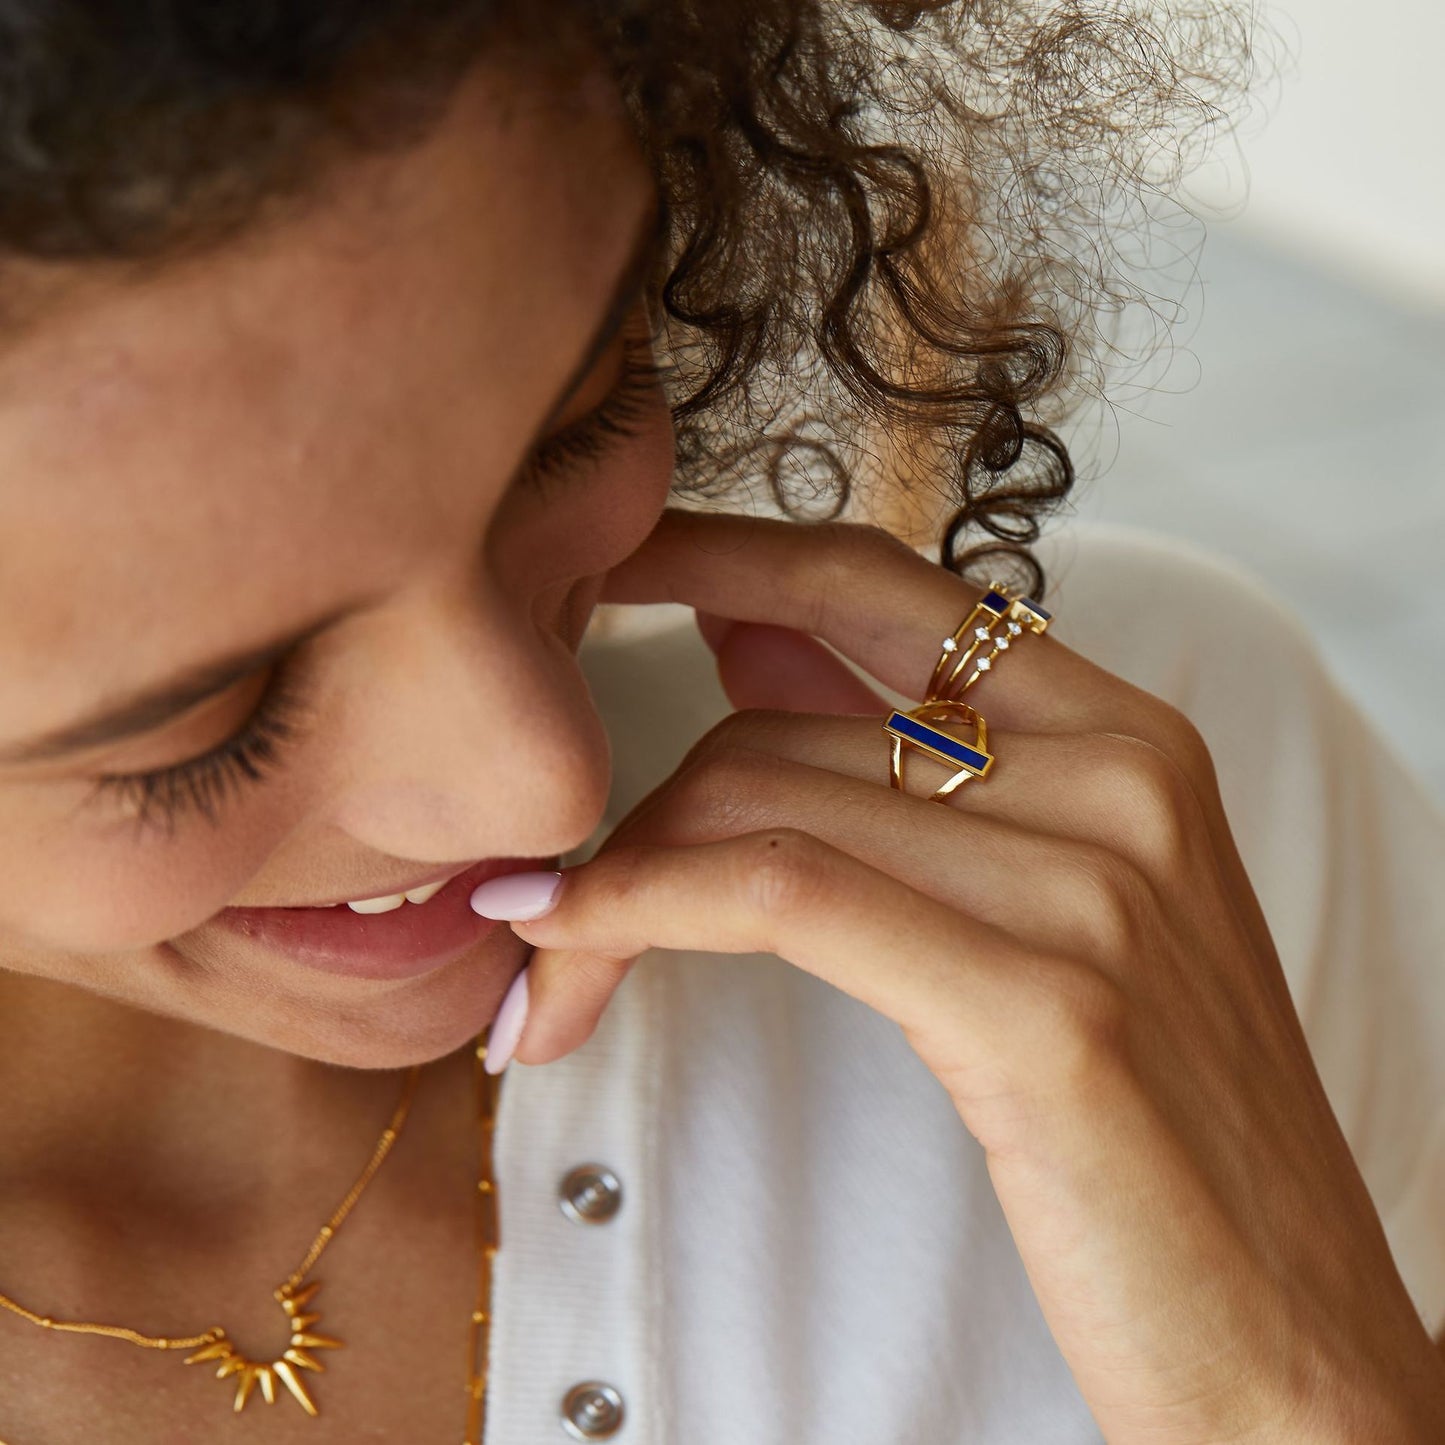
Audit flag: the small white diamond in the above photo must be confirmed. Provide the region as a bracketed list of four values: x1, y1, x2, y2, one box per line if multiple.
[996, 636, 1010, 649]
[974, 626, 991, 641]
[976, 657, 991, 671]
[941, 637, 957, 652]
[1008, 621, 1023, 636]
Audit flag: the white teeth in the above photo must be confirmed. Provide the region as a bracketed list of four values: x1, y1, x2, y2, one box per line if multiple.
[346, 893, 407, 914]
[345, 878, 449, 913]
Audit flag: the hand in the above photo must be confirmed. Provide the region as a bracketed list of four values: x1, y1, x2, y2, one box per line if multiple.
[500, 509, 1445, 1443]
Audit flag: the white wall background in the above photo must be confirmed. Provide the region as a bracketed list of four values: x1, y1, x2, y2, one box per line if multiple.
[1071, 0, 1445, 800]
[1192, 0, 1445, 309]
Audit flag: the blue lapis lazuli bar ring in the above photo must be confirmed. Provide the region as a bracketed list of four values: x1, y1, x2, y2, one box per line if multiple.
[884, 701, 994, 803]
[925, 581, 1052, 703]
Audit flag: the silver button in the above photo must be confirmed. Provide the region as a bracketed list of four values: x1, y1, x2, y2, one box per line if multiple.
[558, 1164, 623, 1225]
[560, 1380, 625, 1439]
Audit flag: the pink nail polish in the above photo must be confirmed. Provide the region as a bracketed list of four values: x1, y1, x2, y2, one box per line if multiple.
[469, 869, 563, 921]
[484, 965, 529, 1075]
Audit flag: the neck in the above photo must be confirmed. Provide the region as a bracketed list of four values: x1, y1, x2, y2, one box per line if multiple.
[0, 968, 485, 1440]
[0, 969, 418, 1223]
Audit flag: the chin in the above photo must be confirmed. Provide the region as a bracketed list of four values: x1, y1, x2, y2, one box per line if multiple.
[154, 926, 534, 1070]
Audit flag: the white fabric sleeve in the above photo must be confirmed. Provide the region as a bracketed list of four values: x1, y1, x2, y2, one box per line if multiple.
[1038, 523, 1445, 1337]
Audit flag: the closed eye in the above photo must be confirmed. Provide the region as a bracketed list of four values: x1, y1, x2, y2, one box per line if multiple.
[82, 654, 317, 840]
[519, 332, 671, 497]
[81, 333, 671, 840]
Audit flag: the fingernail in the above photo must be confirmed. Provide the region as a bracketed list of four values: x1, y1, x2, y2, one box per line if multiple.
[484, 964, 529, 1075]
[469, 869, 563, 921]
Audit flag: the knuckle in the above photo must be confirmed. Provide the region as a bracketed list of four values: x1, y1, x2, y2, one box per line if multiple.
[587, 842, 657, 918]
[1093, 733, 1200, 869]
[685, 707, 787, 765]
[684, 709, 755, 763]
[667, 745, 789, 837]
[1026, 958, 1130, 1089]
[801, 522, 915, 616]
[1132, 695, 1219, 782]
[738, 827, 834, 924]
[1064, 846, 1154, 959]
[819, 519, 912, 564]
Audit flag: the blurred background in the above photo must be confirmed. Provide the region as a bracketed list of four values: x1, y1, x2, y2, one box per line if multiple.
[1068, 0, 1445, 802]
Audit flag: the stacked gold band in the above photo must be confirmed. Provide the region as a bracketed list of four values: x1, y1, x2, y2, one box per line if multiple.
[886, 580, 1052, 803]
[926, 583, 1052, 702]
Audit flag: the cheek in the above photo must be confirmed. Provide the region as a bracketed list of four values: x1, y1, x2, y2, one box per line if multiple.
[0, 404, 678, 964]
[0, 782, 287, 955]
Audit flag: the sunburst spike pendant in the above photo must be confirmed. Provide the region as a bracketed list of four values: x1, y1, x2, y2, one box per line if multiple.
[183, 1278, 344, 1417]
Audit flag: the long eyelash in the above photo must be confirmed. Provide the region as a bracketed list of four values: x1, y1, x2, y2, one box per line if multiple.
[521, 336, 671, 496]
[80, 343, 667, 842]
[84, 661, 315, 842]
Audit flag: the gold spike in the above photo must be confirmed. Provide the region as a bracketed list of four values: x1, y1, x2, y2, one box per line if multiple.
[234, 1366, 258, 1413]
[284, 1347, 325, 1373]
[288, 1311, 322, 1332]
[216, 1356, 248, 1380]
[476, 1188, 498, 1241]
[281, 1281, 322, 1315]
[273, 1359, 320, 1416]
[184, 1340, 233, 1366]
[290, 1332, 343, 1350]
[257, 1366, 276, 1405]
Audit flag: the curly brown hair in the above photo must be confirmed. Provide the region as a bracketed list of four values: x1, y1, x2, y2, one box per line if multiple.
[0, 0, 1250, 596]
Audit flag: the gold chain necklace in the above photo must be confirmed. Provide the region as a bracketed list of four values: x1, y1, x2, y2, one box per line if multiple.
[0, 1029, 503, 1439]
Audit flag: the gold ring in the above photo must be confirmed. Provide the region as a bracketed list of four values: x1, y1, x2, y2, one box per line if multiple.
[925, 583, 1051, 702]
[883, 700, 993, 803]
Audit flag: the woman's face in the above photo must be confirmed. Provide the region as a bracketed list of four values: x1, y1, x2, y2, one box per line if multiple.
[0, 56, 672, 1067]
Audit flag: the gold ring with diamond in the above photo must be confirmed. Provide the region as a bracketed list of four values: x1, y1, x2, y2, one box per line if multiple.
[925, 584, 1052, 702]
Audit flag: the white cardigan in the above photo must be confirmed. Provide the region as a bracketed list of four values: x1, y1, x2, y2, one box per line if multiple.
[483, 522, 1445, 1444]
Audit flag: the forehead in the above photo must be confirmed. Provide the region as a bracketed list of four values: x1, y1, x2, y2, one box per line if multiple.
[0, 56, 651, 732]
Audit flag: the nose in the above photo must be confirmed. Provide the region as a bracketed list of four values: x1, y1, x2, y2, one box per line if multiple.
[316, 577, 612, 865]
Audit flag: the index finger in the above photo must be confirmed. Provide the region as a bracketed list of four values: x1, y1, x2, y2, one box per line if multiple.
[602, 508, 1144, 735]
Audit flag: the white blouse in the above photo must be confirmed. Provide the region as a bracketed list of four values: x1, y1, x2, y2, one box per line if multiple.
[483, 521, 1445, 1444]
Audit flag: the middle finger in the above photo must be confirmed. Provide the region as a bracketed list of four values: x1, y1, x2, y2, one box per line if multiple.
[636, 710, 1214, 885]
[605, 743, 1166, 961]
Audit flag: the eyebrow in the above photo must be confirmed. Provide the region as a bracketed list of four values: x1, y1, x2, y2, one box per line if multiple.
[0, 196, 668, 768]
